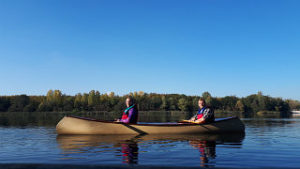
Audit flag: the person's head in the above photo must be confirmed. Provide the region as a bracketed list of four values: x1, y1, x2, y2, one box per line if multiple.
[125, 96, 135, 107]
[198, 98, 206, 109]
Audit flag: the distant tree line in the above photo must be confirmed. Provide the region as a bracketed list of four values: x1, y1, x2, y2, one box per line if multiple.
[0, 90, 299, 113]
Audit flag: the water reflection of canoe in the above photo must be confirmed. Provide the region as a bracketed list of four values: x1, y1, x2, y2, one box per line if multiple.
[56, 133, 245, 151]
[56, 116, 245, 135]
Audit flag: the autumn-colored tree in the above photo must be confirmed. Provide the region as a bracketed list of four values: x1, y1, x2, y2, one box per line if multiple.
[235, 100, 245, 112]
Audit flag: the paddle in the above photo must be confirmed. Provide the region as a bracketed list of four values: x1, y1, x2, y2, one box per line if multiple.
[121, 123, 148, 135]
[178, 120, 202, 124]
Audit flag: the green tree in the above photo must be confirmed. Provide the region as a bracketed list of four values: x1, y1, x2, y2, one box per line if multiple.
[256, 91, 266, 110]
[210, 97, 222, 110]
[149, 95, 162, 110]
[23, 99, 39, 112]
[160, 95, 169, 110]
[222, 96, 238, 111]
[167, 97, 177, 110]
[81, 93, 89, 110]
[45, 89, 63, 111]
[95, 91, 100, 105]
[202, 92, 213, 105]
[0, 97, 10, 112]
[88, 90, 96, 109]
[178, 97, 189, 111]
[202, 92, 211, 99]
[63, 96, 74, 111]
[74, 93, 82, 109]
[192, 97, 200, 111]
[38, 98, 52, 112]
[273, 98, 290, 112]
[113, 99, 126, 111]
[8, 95, 30, 112]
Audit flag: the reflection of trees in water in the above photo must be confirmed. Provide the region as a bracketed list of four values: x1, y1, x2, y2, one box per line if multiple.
[0, 111, 190, 126]
[0, 112, 63, 126]
[0, 112, 121, 126]
[0, 111, 295, 127]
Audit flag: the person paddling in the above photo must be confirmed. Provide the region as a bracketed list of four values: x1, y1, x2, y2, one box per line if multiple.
[188, 98, 214, 124]
[116, 97, 138, 124]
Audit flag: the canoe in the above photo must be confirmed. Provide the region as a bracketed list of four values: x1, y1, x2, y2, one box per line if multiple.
[56, 116, 245, 135]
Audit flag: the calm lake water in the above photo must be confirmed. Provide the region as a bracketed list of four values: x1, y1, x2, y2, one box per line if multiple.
[1, 112, 300, 168]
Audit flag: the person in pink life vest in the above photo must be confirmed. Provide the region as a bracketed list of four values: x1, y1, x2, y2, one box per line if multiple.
[116, 97, 138, 124]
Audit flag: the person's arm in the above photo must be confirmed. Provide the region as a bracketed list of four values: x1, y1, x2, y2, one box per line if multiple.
[194, 117, 205, 123]
[119, 109, 134, 123]
[189, 114, 197, 121]
[203, 108, 213, 121]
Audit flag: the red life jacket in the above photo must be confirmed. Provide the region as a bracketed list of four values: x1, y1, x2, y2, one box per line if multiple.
[197, 113, 204, 119]
[197, 107, 206, 120]
[121, 113, 128, 120]
[121, 105, 135, 120]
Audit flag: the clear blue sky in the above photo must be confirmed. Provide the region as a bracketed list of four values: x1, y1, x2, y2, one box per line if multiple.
[1, 0, 300, 100]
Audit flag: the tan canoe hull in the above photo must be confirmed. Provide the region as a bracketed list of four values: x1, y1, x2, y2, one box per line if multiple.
[56, 116, 245, 135]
